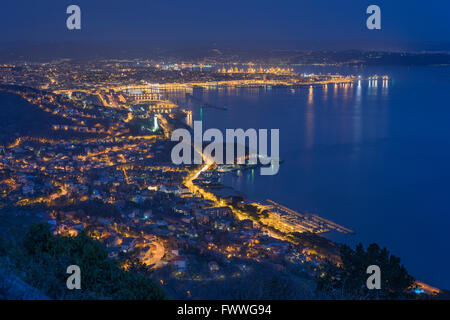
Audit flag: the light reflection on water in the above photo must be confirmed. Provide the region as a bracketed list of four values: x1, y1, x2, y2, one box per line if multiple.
[173, 66, 450, 288]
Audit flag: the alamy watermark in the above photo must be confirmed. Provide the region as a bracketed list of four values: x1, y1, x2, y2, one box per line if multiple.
[66, 265, 81, 290]
[366, 265, 381, 289]
[66, 5, 81, 30]
[171, 121, 280, 176]
[366, 5, 381, 30]
[65, 5, 380, 31]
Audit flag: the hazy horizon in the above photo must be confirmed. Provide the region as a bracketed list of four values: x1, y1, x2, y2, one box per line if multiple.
[1, 0, 449, 53]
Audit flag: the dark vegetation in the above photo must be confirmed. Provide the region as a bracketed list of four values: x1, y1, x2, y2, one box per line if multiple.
[126, 117, 162, 136]
[0, 213, 429, 300]
[0, 86, 110, 145]
[0, 90, 71, 145]
[65, 199, 121, 219]
[290, 232, 341, 261]
[316, 243, 416, 299]
[0, 223, 166, 300]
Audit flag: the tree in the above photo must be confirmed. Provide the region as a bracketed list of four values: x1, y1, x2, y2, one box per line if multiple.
[9, 223, 166, 300]
[316, 243, 415, 299]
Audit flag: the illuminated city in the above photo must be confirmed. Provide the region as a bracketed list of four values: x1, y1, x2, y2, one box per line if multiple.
[0, 0, 449, 307]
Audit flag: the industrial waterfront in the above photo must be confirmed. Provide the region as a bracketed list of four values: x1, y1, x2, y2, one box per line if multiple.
[0, 60, 447, 299]
[195, 65, 450, 289]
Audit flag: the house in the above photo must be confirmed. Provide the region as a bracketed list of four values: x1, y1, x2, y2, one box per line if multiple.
[48, 219, 57, 234]
[203, 206, 233, 218]
[107, 247, 119, 259]
[121, 237, 136, 253]
[181, 217, 192, 224]
[240, 219, 253, 230]
[238, 264, 250, 273]
[266, 243, 289, 256]
[73, 224, 84, 231]
[173, 205, 190, 216]
[172, 256, 187, 271]
[177, 185, 190, 194]
[214, 218, 233, 231]
[156, 220, 168, 227]
[180, 192, 193, 199]
[22, 184, 34, 196]
[160, 185, 178, 194]
[105, 235, 121, 247]
[142, 210, 153, 220]
[131, 195, 150, 204]
[185, 228, 198, 238]
[208, 261, 219, 273]
[193, 210, 209, 224]
[128, 209, 140, 219]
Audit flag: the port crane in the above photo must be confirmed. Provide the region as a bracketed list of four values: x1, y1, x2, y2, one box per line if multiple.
[185, 93, 227, 111]
[155, 89, 227, 121]
[185, 93, 227, 121]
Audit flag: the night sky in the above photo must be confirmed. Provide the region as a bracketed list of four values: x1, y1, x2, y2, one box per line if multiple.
[0, 1, 449, 50]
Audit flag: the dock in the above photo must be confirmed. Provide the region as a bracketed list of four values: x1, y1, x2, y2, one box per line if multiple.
[266, 200, 354, 235]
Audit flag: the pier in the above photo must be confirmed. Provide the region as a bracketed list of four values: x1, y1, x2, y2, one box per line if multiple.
[265, 200, 354, 235]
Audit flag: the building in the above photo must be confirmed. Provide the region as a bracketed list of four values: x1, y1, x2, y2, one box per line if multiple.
[121, 237, 136, 253]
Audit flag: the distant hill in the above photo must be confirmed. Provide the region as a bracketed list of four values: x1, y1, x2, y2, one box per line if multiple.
[0, 265, 50, 300]
[0, 89, 73, 145]
[0, 86, 106, 146]
[0, 42, 449, 65]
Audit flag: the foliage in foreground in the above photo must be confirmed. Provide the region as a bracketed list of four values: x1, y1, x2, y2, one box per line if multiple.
[316, 243, 415, 299]
[1, 223, 166, 300]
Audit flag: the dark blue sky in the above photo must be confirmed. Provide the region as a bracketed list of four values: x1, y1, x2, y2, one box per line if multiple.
[1, 0, 449, 50]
